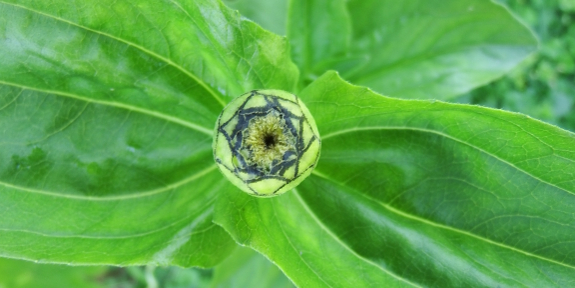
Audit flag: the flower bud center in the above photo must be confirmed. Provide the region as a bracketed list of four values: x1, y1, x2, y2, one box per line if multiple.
[243, 112, 296, 171]
[264, 134, 276, 149]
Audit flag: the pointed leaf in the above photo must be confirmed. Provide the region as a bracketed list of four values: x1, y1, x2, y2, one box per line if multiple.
[344, 0, 538, 99]
[0, 0, 298, 266]
[215, 71, 575, 286]
[286, 0, 537, 99]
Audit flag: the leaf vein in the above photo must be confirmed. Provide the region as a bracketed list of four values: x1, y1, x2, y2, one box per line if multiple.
[0, 80, 213, 136]
[0, 164, 218, 201]
[0, 1, 226, 107]
[322, 126, 575, 198]
[311, 170, 575, 271]
[271, 198, 333, 288]
[293, 189, 422, 287]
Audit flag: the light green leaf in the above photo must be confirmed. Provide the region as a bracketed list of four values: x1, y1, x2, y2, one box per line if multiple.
[0, 0, 298, 266]
[215, 71, 575, 287]
[211, 246, 294, 288]
[0, 257, 106, 288]
[215, 187, 413, 287]
[287, 0, 537, 99]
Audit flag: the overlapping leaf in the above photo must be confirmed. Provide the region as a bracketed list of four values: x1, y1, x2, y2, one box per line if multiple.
[215, 71, 575, 287]
[2, 0, 574, 287]
[343, 0, 538, 99]
[0, 0, 297, 266]
[230, 0, 538, 98]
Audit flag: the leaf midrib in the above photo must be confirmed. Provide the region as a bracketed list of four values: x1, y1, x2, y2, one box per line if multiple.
[321, 126, 575, 198]
[0, 199, 216, 239]
[0, 1, 226, 107]
[0, 164, 218, 201]
[0, 222, 223, 267]
[292, 189, 422, 287]
[0, 80, 213, 135]
[310, 170, 575, 271]
[312, 127, 575, 271]
[270, 198, 333, 288]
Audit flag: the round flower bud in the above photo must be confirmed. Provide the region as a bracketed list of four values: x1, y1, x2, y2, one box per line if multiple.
[213, 90, 321, 197]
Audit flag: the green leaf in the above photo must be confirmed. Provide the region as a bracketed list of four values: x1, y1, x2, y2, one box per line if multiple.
[0, 0, 298, 266]
[211, 246, 294, 288]
[287, 0, 538, 99]
[215, 71, 575, 286]
[287, 0, 351, 87]
[215, 188, 412, 287]
[222, 0, 288, 36]
[0, 258, 106, 288]
[132, 246, 294, 288]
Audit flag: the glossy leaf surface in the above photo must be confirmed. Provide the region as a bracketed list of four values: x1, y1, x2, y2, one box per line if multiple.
[215, 71, 575, 287]
[0, 0, 297, 266]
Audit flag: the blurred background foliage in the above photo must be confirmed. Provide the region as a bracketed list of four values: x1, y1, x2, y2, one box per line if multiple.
[1, 0, 573, 287]
[460, 0, 575, 132]
[0, 246, 293, 288]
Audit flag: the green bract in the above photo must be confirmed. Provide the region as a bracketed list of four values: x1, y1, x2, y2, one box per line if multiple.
[213, 90, 321, 197]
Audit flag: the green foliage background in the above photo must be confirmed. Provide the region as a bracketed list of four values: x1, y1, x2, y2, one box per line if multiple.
[463, 0, 575, 132]
[0, 0, 573, 287]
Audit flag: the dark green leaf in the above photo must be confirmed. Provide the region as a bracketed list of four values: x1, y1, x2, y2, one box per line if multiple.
[287, 0, 538, 99]
[345, 0, 538, 99]
[0, 0, 298, 266]
[215, 71, 575, 287]
[215, 187, 413, 287]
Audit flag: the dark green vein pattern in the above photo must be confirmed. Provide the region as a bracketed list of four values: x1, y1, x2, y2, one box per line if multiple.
[0, 0, 298, 266]
[215, 71, 575, 287]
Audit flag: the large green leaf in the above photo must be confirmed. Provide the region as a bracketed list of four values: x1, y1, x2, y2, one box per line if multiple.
[287, 0, 537, 99]
[215, 71, 575, 287]
[0, 0, 298, 266]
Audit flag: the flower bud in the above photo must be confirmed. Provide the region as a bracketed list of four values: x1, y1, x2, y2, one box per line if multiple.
[213, 90, 321, 197]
